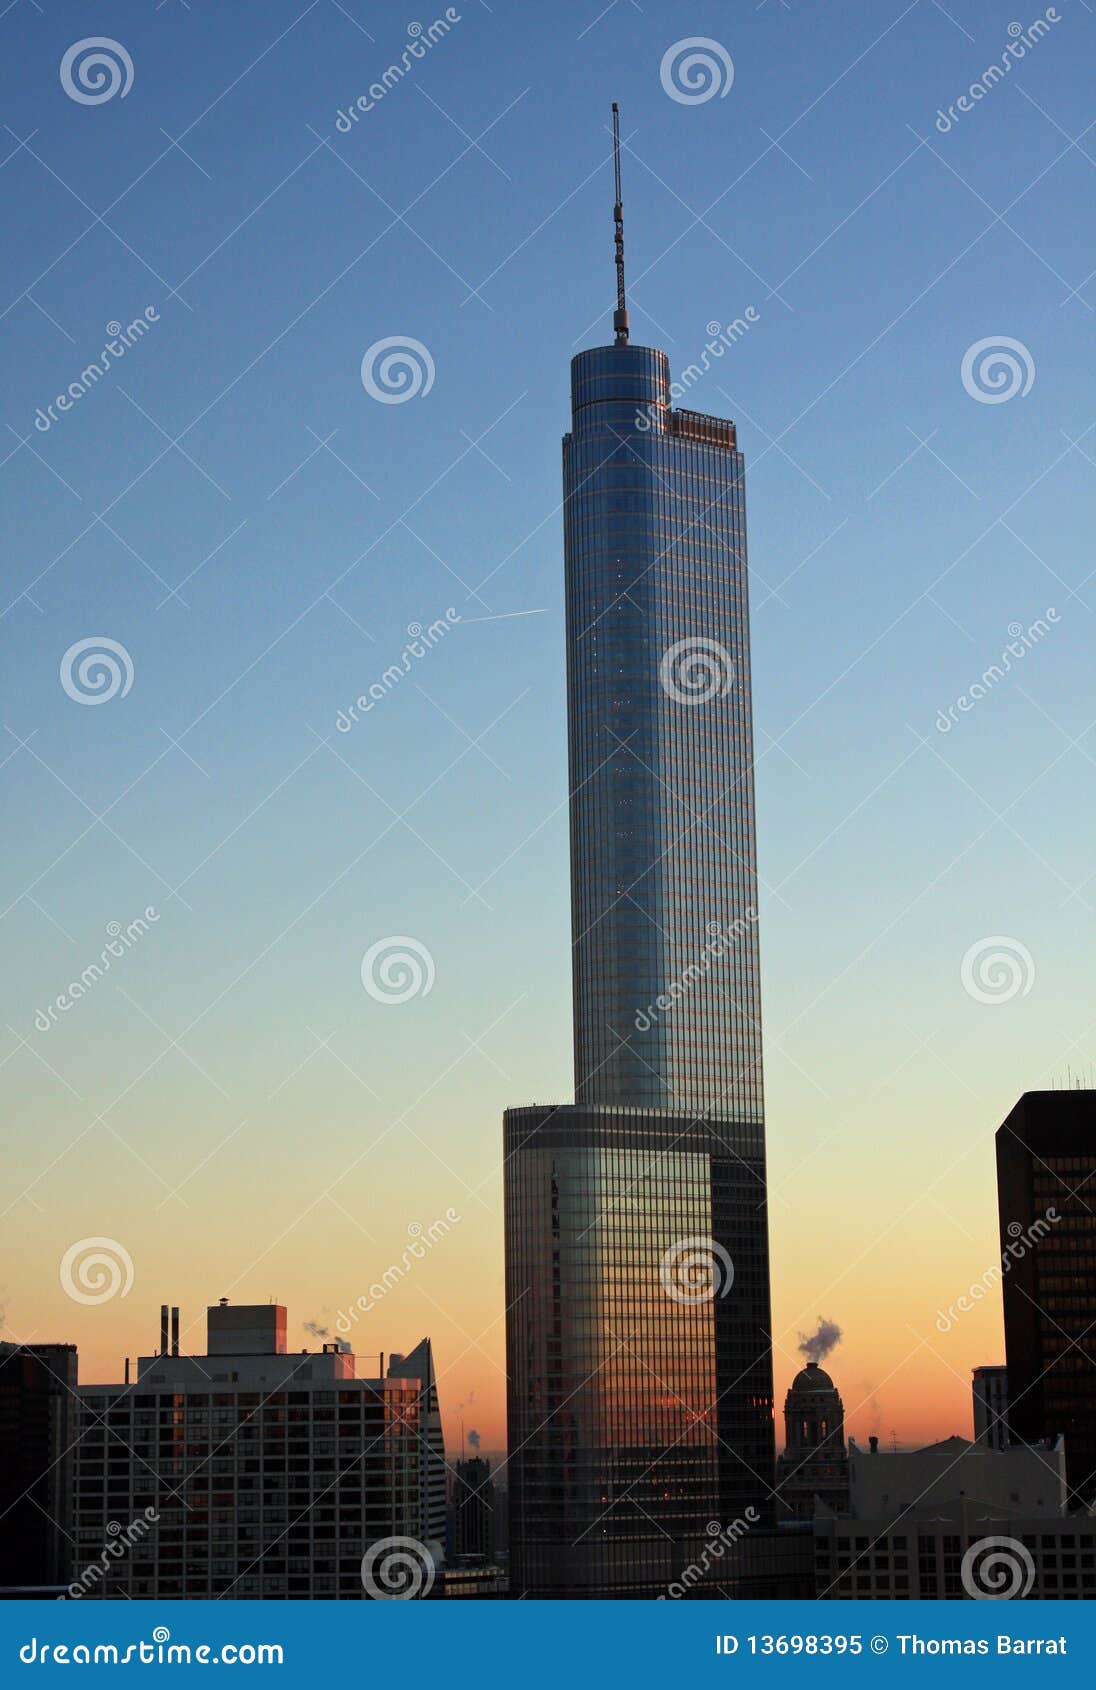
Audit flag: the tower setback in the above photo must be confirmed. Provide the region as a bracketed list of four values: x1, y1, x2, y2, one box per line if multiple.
[503, 109, 775, 1599]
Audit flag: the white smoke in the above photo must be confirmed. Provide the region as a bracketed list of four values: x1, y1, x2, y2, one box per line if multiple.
[798, 1318, 842, 1365]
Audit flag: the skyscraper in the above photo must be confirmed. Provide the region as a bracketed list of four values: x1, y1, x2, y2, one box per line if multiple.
[504, 108, 775, 1598]
[451, 1456, 496, 1564]
[996, 1089, 1096, 1508]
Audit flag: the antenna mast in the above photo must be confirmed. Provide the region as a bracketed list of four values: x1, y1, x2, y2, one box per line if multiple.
[612, 102, 629, 346]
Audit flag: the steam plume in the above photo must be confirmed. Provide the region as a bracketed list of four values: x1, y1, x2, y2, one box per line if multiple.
[798, 1317, 842, 1365]
[304, 1318, 348, 1353]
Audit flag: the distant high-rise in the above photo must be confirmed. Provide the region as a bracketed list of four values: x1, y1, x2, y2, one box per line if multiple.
[388, 1339, 447, 1554]
[504, 107, 774, 1598]
[972, 1364, 1009, 1450]
[452, 1456, 495, 1564]
[996, 1090, 1096, 1507]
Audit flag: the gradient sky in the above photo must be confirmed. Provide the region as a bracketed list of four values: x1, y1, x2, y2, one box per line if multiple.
[2, 0, 1094, 1460]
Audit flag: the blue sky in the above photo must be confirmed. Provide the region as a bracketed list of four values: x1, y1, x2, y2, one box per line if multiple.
[1, 0, 1093, 1447]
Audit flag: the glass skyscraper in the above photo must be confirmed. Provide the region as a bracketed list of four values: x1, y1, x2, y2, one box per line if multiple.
[504, 113, 775, 1598]
[565, 344, 762, 1121]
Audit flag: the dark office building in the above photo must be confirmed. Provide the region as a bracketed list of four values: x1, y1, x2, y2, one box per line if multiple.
[996, 1089, 1096, 1508]
[503, 109, 775, 1598]
[0, 1343, 77, 1591]
[972, 1364, 1009, 1450]
[452, 1456, 495, 1564]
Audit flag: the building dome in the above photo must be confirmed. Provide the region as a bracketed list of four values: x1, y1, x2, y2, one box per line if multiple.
[790, 1362, 835, 1392]
[777, 1358, 850, 1521]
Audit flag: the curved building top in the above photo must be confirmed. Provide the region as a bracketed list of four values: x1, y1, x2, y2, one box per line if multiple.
[569, 343, 737, 451]
[788, 1362, 838, 1395]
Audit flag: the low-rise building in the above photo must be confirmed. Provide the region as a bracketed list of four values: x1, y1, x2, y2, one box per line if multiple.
[814, 1436, 1096, 1599]
[70, 1302, 435, 1599]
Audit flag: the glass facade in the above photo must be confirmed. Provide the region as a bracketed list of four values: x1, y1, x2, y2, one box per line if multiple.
[565, 346, 762, 1121]
[504, 342, 775, 1598]
[505, 1105, 773, 1597]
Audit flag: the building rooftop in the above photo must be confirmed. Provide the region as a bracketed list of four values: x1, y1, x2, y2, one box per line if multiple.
[789, 1362, 836, 1392]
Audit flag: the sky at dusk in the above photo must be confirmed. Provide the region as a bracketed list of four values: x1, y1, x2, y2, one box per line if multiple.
[2, 0, 1094, 1458]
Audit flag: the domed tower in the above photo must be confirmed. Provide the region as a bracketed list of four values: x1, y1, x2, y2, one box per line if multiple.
[776, 1362, 850, 1518]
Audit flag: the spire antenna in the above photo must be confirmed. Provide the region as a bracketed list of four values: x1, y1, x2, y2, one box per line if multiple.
[611, 102, 629, 346]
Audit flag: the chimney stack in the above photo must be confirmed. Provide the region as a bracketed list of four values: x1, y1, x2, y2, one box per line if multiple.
[869, 1435, 879, 1455]
[171, 1306, 179, 1356]
[159, 1304, 169, 1356]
